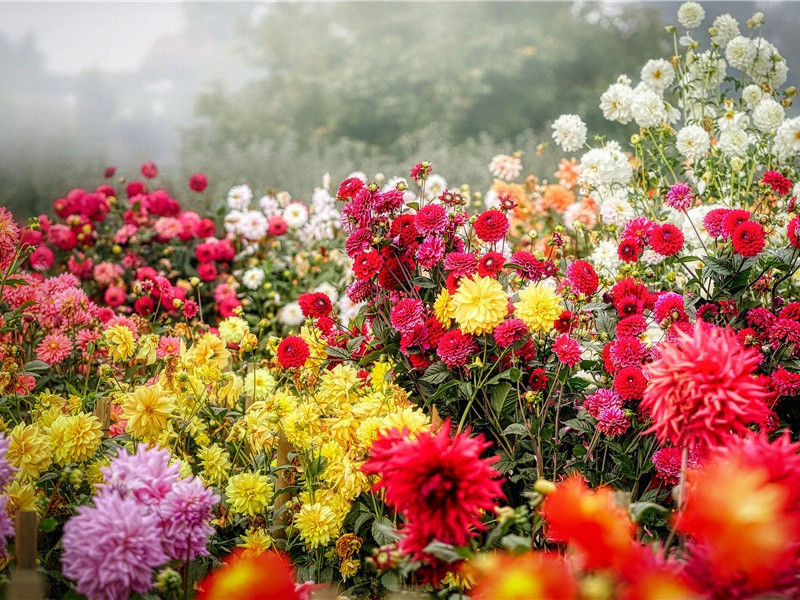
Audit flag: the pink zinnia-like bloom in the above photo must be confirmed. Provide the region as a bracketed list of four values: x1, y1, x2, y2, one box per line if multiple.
[153, 217, 181, 241]
[390, 299, 425, 333]
[36, 333, 73, 365]
[363, 423, 504, 584]
[62, 492, 168, 600]
[437, 330, 477, 367]
[493, 318, 528, 348]
[651, 446, 700, 485]
[665, 183, 694, 211]
[582, 388, 622, 419]
[553, 334, 581, 367]
[0, 207, 21, 271]
[443, 252, 477, 277]
[772, 366, 800, 396]
[28, 245, 53, 271]
[414, 204, 448, 236]
[416, 235, 445, 269]
[157, 476, 219, 562]
[609, 336, 646, 371]
[642, 324, 771, 451]
[104, 285, 126, 308]
[596, 406, 629, 436]
[157, 336, 181, 358]
[0, 435, 17, 489]
[99, 446, 181, 507]
[703, 208, 728, 238]
[346, 279, 373, 303]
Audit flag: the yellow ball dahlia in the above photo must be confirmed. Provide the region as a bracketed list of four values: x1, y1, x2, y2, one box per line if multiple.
[226, 471, 274, 517]
[451, 275, 508, 335]
[514, 283, 563, 333]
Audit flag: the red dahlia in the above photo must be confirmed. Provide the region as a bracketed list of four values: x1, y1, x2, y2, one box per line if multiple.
[276, 336, 310, 369]
[390, 214, 419, 247]
[474, 210, 509, 243]
[363, 423, 504, 564]
[787, 216, 800, 248]
[337, 177, 365, 199]
[721, 209, 751, 239]
[189, 173, 208, 192]
[437, 330, 477, 367]
[614, 366, 647, 400]
[140, 162, 158, 179]
[553, 334, 581, 366]
[731, 221, 765, 257]
[565, 260, 598, 296]
[761, 170, 793, 195]
[649, 223, 684, 256]
[617, 237, 642, 262]
[353, 251, 383, 281]
[297, 292, 332, 318]
[477, 252, 505, 277]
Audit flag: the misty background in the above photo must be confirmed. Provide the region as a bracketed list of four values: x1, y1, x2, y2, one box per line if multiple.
[2, 1, 800, 218]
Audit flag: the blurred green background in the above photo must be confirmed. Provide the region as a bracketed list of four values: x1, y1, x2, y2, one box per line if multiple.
[1, 2, 798, 217]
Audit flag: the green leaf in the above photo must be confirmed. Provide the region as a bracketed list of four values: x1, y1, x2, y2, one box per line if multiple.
[502, 423, 529, 436]
[508, 367, 522, 382]
[40, 517, 58, 533]
[421, 362, 452, 385]
[381, 572, 401, 592]
[372, 517, 401, 546]
[500, 534, 532, 551]
[490, 382, 511, 414]
[411, 276, 437, 289]
[422, 541, 464, 563]
[629, 502, 669, 523]
[23, 360, 50, 372]
[325, 345, 351, 360]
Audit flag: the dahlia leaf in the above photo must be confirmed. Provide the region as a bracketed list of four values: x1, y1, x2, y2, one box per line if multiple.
[500, 534, 532, 551]
[502, 423, 529, 436]
[422, 541, 463, 563]
[371, 518, 401, 546]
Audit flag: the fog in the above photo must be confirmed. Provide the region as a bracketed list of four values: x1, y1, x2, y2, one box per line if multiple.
[2, 2, 799, 217]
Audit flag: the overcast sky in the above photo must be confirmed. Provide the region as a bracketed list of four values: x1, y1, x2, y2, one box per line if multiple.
[0, 2, 187, 74]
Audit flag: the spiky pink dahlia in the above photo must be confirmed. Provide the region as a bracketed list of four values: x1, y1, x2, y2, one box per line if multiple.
[642, 324, 771, 451]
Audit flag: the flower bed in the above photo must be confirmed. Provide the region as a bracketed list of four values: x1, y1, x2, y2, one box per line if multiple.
[1, 3, 800, 599]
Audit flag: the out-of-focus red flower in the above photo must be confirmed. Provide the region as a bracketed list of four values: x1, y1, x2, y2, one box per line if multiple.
[140, 162, 158, 179]
[104, 166, 116, 178]
[189, 173, 208, 192]
[196, 549, 302, 600]
[677, 433, 800, 597]
[467, 552, 579, 600]
[542, 475, 638, 572]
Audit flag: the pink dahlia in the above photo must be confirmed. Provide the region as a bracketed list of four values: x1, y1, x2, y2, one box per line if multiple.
[553, 334, 581, 367]
[493, 318, 528, 348]
[158, 476, 219, 562]
[156, 336, 181, 358]
[437, 330, 477, 367]
[651, 446, 700, 485]
[609, 336, 646, 370]
[653, 292, 686, 324]
[62, 492, 168, 600]
[414, 204, 448, 236]
[596, 406, 629, 436]
[416, 235, 445, 269]
[642, 325, 771, 451]
[565, 260, 598, 296]
[583, 388, 622, 419]
[664, 183, 694, 211]
[99, 446, 181, 507]
[443, 251, 477, 277]
[390, 299, 425, 333]
[36, 332, 73, 365]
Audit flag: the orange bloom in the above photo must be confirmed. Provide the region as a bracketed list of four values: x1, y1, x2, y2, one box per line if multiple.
[196, 550, 302, 600]
[468, 552, 579, 600]
[542, 475, 638, 572]
[677, 433, 800, 593]
[491, 179, 527, 210]
[540, 184, 575, 214]
[554, 158, 580, 190]
[621, 562, 701, 600]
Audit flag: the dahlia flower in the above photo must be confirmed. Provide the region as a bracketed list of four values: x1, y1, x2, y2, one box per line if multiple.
[642, 324, 770, 451]
[678, 433, 800, 596]
[451, 275, 508, 335]
[553, 335, 581, 367]
[197, 550, 302, 600]
[62, 492, 168, 600]
[159, 476, 219, 562]
[277, 336, 310, 369]
[99, 445, 181, 506]
[542, 475, 638, 572]
[363, 424, 504, 550]
[565, 260, 598, 296]
[469, 552, 579, 600]
[437, 330, 478, 367]
[514, 283, 562, 333]
[35, 332, 73, 365]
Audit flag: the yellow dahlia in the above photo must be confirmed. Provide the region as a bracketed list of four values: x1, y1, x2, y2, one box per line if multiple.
[226, 472, 273, 517]
[238, 527, 274, 558]
[514, 282, 563, 333]
[294, 502, 339, 549]
[49, 413, 102, 465]
[198, 444, 231, 486]
[318, 364, 361, 407]
[103, 324, 135, 362]
[451, 275, 508, 335]
[433, 288, 456, 326]
[7, 423, 52, 480]
[121, 384, 175, 440]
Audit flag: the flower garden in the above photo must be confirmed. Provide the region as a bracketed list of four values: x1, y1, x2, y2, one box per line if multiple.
[2, 3, 800, 599]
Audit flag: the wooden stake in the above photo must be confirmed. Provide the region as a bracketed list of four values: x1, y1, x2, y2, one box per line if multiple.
[272, 428, 293, 540]
[93, 396, 112, 438]
[8, 511, 44, 600]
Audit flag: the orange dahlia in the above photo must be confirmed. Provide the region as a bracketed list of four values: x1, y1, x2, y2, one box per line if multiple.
[196, 549, 302, 600]
[468, 552, 579, 600]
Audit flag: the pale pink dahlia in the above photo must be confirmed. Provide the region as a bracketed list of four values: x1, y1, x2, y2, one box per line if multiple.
[98, 445, 180, 506]
[157, 476, 219, 562]
[35, 332, 73, 365]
